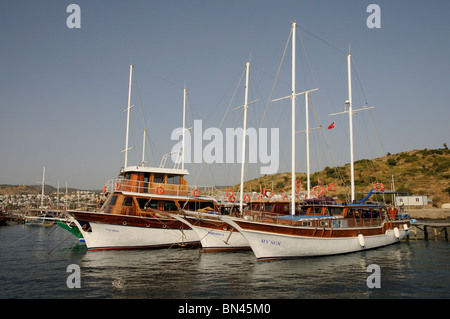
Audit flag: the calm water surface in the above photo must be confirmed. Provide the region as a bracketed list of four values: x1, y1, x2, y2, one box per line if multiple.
[0, 223, 449, 299]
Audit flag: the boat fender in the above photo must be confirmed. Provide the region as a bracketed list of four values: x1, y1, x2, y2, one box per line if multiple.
[403, 223, 409, 230]
[394, 227, 400, 239]
[358, 233, 365, 248]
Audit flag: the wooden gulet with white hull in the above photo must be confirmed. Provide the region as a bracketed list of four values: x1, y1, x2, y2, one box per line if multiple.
[65, 64, 215, 251]
[221, 22, 410, 260]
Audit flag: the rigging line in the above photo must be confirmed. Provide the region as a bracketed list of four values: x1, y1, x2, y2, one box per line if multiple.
[133, 71, 156, 166]
[296, 24, 347, 56]
[191, 66, 246, 186]
[351, 59, 389, 178]
[239, 29, 292, 185]
[137, 65, 183, 90]
[311, 98, 348, 191]
[258, 26, 292, 131]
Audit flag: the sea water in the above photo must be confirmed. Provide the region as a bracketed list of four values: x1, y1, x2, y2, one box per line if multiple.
[0, 223, 448, 300]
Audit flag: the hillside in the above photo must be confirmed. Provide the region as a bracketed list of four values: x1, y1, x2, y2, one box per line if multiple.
[0, 184, 83, 196]
[232, 147, 450, 207]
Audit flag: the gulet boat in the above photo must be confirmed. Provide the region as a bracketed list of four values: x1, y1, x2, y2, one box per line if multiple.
[220, 21, 410, 260]
[65, 64, 216, 251]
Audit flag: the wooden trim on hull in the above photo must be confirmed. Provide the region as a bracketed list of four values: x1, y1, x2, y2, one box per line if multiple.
[231, 219, 409, 238]
[202, 247, 251, 253]
[69, 210, 192, 231]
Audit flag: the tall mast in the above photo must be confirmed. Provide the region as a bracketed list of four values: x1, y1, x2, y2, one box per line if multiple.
[272, 22, 317, 214]
[141, 129, 147, 166]
[239, 62, 251, 214]
[290, 21, 296, 216]
[182, 87, 187, 170]
[329, 53, 373, 202]
[347, 54, 355, 202]
[305, 92, 311, 198]
[124, 64, 134, 168]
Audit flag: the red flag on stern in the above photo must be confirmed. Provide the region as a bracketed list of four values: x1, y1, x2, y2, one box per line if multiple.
[328, 122, 335, 130]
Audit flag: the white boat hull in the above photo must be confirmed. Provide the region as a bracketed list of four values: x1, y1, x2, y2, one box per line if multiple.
[76, 221, 198, 250]
[223, 217, 410, 260]
[189, 224, 250, 252]
[170, 212, 250, 252]
[68, 211, 199, 251]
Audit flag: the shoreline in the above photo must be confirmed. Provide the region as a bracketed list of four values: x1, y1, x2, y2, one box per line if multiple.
[404, 208, 450, 220]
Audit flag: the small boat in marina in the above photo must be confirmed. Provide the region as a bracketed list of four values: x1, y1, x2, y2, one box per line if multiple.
[24, 210, 57, 227]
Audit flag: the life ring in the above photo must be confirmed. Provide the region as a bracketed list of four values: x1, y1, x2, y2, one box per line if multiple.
[312, 185, 324, 196]
[228, 195, 235, 203]
[374, 183, 384, 191]
[296, 179, 302, 187]
[257, 195, 263, 201]
[295, 194, 300, 201]
[226, 188, 234, 197]
[260, 186, 266, 196]
[103, 185, 107, 193]
[283, 195, 288, 201]
[192, 188, 200, 197]
[156, 186, 164, 195]
[265, 189, 273, 198]
[243, 194, 250, 202]
[116, 182, 121, 190]
[328, 183, 336, 191]
[295, 186, 301, 194]
[317, 178, 324, 185]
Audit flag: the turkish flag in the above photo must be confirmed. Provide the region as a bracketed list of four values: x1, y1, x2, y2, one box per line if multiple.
[328, 122, 335, 129]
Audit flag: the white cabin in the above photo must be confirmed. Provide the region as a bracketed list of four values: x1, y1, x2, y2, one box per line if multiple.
[395, 195, 428, 207]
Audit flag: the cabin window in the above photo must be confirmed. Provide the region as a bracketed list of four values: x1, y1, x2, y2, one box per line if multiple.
[264, 203, 273, 212]
[310, 207, 322, 215]
[122, 197, 133, 207]
[327, 207, 344, 216]
[185, 201, 214, 211]
[252, 204, 261, 211]
[200, 201, 214, 209]
[300, 206, 309, 215]
[283, 205, 289, 214]
[138, 198, 158, 209]
[153, 173, 165, 183]
[164, 200, 178, 211]
[167, 174, 180, 184]
[103, 195, 118, 214]
[124, 173, 132, 180]
[108, 195, 118, 207]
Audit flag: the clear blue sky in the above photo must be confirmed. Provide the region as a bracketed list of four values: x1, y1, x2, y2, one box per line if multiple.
[1, 0, 449, 190]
